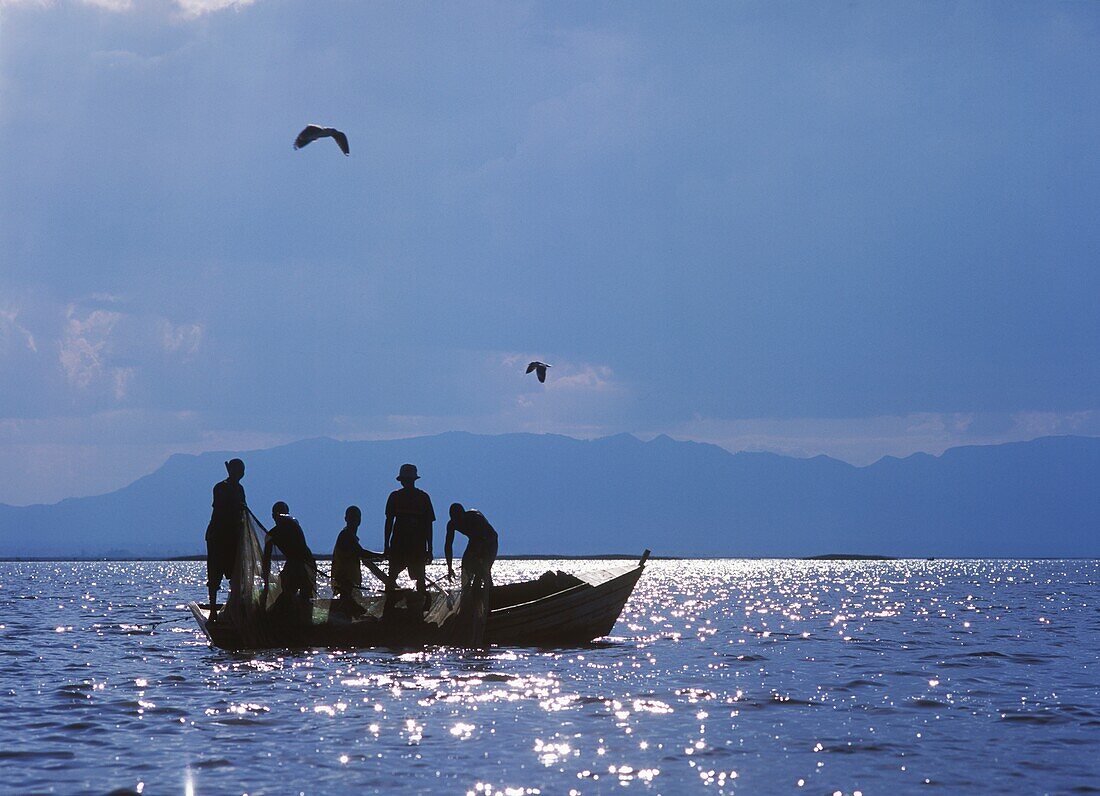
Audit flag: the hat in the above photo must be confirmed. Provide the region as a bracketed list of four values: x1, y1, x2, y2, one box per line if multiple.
[397, 463, 420, 482]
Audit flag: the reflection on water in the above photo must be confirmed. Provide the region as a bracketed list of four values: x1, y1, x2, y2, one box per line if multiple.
[1, 559, 1098, 793]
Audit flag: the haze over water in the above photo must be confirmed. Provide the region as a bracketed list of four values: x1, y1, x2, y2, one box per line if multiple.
[2, 559, 1098, 794]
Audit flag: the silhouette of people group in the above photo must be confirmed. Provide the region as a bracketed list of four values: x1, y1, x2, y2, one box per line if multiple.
[205, 459, 498, 621]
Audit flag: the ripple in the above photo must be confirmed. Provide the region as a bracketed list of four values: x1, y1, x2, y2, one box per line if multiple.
[0, 750, 76, 761]
[0, 558, 1097, 792]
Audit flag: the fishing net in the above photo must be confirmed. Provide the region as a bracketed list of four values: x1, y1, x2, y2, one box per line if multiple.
[219, 509, 356, 646]
[220, 508, 282, 647]
[214, 508, 478, 647]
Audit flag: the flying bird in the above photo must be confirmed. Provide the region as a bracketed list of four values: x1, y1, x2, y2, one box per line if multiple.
[526, 361, 551, 383]
[293, 124, 350, 156]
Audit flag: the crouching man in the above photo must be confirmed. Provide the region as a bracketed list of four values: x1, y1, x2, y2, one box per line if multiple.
[445, 503, 499, 593]
[331, 505, 386, 618]
[262, 501, 318, 616]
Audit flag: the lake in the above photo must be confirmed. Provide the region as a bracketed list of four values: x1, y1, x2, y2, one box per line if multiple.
[1, 559, 1098, 793]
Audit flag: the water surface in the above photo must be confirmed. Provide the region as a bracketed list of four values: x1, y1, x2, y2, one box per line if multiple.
[1, 559, 1098, 793]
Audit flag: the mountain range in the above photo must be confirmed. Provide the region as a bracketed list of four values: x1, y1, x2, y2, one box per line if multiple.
[1, 432, 1097, 558]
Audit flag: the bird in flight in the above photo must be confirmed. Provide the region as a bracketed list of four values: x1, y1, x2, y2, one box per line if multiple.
[293, 124, 350, 156]
[526, 361, 551, 383]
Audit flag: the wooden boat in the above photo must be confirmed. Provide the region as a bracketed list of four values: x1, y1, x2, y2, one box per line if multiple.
[486, 552, 649, 645]
[189, 550, 649, 650]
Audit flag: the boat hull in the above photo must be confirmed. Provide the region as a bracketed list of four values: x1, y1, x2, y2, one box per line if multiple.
[485, 564, 644, 646]
[189, 556, 648, 650]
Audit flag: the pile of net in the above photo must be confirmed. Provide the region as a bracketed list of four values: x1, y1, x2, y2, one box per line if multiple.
[220, 509, 336, 647]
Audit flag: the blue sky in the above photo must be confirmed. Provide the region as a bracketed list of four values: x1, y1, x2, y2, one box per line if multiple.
[1, 0, 1099, 503]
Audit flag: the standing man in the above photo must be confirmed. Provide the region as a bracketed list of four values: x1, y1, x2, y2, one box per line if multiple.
[205, 458, 246, 622]
[445, 503, 499, 593]
[384, 464, 435, 599]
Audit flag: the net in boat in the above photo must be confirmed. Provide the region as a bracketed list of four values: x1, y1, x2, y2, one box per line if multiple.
[220, 509, 343, 645]
[215, 509, 480, 646]
[221, 509, 283, 647]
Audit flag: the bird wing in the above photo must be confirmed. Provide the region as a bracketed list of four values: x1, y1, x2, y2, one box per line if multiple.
[294, 125, 325, 150]
[526, 362, 538, 374]
[536, 367, 547, 383]
[331, 129, 350, 156]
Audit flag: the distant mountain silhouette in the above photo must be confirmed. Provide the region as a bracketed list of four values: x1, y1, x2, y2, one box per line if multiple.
[1, 432, 1097, 558]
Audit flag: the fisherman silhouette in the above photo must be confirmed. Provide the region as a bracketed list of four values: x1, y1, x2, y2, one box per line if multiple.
[384, 464, 435, 605]
[446, 503, 499, 593]
[262, 501, 318, 614]
[205, 458, 246, 623]
[331, 505, 385, 618]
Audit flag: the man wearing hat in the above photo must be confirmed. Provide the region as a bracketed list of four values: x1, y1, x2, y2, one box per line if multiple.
[384, 463, 436, 599]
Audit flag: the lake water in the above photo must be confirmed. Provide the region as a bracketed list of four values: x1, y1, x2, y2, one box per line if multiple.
[1, 559, 1098, 794]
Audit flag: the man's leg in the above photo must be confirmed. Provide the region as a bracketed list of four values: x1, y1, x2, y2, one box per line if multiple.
[383, 556, 404, 618]
[409, 559, 428, 615]
[206, 542, 221, 619]
[410, 559, 426, 593]
[483, 551, 496, 590]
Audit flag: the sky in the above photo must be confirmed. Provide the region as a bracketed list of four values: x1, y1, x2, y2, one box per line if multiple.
[1, 0, 1099, 504]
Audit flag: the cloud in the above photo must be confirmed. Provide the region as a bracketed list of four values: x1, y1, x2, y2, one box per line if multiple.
[174, 0, 254, 17]
[159, 319, 203, 356]
[546, 364, 615, 393]
[0, 289, 207, 414]
[0, 308, 37, 354]
[662, 411, 1100, 466]
[0, 408, 294, 504]
[322, 352, 629, 441]
[111, 366, 135, 399]
[82, 0, 133, 10]
[58, 305, 122, 389]
[501, 354, 618, 393]
[0, 0, 255, 15]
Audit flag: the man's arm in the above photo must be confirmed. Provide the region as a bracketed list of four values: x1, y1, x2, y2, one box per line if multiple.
[424, 495, 435, 561]
[299, 524, 316, 567]
[445, 520, 456, 577]
[261, 534, 273, 583]
[357, 539, 384, 563]
[384, 515, 394, 554]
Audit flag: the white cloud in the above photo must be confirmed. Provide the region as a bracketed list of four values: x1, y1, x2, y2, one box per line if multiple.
[546, 363, 615, 393]
[0, 308, 37, 354]
[0, 0, 255, 15]
[500, 354, 618, 393]
[111, 366, 135, 399]
[661, 411, 1100, 466]
[0, 409, 294, 504]
[82, 0, 133, 11]
[0, 291, 207, 409]
[159, 319, 203, 356]
[58, 306, 121, 389]
[174, 0, 254, 16]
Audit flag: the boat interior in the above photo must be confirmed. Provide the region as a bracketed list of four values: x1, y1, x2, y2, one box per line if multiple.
[487, 570, 586, 610]
[195, 569, 593, 623]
